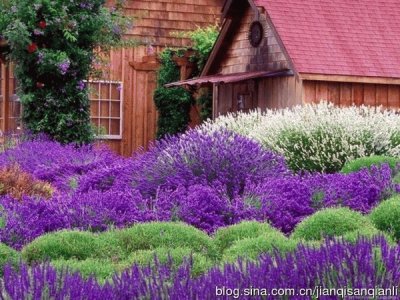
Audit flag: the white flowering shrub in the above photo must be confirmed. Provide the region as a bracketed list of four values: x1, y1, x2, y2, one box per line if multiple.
[200, 102, 400, 173]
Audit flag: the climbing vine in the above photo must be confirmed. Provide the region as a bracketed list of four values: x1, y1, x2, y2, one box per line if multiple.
[154, 25, 218, 138]
[188, 25, 218, 121]
[0, 0, 130, 144]
[154, 49, 193, 139]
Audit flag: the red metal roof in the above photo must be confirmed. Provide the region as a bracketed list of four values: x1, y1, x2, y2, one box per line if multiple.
[165, 70, 292, 87]
[255, 0, 400, 78]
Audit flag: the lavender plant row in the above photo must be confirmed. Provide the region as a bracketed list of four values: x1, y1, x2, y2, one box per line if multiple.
[0, 130, 397, 249]
[1, 237, 399, 299]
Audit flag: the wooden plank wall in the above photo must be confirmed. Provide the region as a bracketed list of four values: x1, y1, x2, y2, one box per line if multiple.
[302, 80, 400, 108]
[257, 76, 302, 110]
[216, 6, 289, 75]
[123, 0, 222, 48]
[101, 0, 223, 156]
[215, 75, 301, 116]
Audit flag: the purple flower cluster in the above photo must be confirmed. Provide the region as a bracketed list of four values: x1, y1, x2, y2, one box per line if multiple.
[79, 1, 94, 9]
[1, 237, 399, 299]
[58, 59, 70, 75]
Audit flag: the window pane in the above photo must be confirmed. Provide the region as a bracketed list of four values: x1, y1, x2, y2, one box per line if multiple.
[100, 118, 109, 135]
[111, 84, 120, 100]
[100, 84, 109, 99]
[110, 119, 120, 135]
[88, 83, 99, 98]
[110, 101, 120, 118]
[100, 100, 109, 117]
[90, 101, 99, 117]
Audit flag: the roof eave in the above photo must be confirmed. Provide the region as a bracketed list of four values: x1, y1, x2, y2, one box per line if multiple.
[300, 73, 400, 85]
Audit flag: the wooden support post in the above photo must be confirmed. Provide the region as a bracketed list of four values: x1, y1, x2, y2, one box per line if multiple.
[212, 84, 219, 119]
[1, 63, 10, 133]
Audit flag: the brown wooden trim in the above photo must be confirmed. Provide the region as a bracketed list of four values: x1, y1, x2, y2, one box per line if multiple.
[129, 61, 159, 71]
[248, 0, 260, 20]
[201, 18, 233, 76]
[212, 83, 218, 119]
[300, 73, 400, 85]
[222, 0, 233, 19]
[1, 64, 10, 132]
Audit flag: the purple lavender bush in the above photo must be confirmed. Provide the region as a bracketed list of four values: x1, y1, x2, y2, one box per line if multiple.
[0, 164, 396, 249]
[128, 129, 289, 199]
[0, 190, 154, 250]
[241, 164, 396, 233]
[1, 237, 399, 299]
[0, 136, 120, 192]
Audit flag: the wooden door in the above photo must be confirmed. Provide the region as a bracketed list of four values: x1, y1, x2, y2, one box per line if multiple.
[232, 80, 256, 112]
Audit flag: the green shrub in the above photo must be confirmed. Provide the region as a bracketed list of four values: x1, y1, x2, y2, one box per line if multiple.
[370, 196, 400, 241]
[51, 258, 116, 283]
[291, 207, 374, 241]
[222, 231, 298, 263]
[341, 228, 396, 245]
[341, 156, 399, 174]
[213, 221, 275, 253]
[154, 49, 193, 139]
[0, 0, 131, 144]
[126, 247, 212, 277]
[21, 230, 123, 263]
[51, 247, 212, 282]
[107, 222, 218, 260]
[0, 243, 19, 275]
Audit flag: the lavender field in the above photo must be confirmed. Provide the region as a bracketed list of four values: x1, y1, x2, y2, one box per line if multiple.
[1, 104, 400, 299]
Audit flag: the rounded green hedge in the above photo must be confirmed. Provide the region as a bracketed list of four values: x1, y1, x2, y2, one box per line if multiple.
[341, 227, 395, 245]
[21, 230, 123, 263]
[222, 231, 297, 263]
[0, 243, 20, 275]
[51, 258, 116, 283]
[341, 155, 399, 174]
[213, 221, 275, 253]
[126, 247, 212, 277]
[291, 207, 374, 241]
[106, 222, 218, 260]
[370, 196, 400, 241]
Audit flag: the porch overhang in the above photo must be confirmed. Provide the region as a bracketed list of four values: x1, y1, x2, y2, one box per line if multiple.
[165, 69, 293, 88]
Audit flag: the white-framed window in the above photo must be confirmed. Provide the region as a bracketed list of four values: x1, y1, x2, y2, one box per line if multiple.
[87, 80, 123, 139]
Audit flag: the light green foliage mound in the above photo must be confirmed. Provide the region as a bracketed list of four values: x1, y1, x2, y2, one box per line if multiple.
[0, 243, 20, 275]
[291, 207, 375, 241]
[108, 222, 218, 259]
[21, 230, 123, 263]
[126, 247, 212, 277]
[214, 221, 275, 253]
[51, 247, 212, 282]
[14, 220, 397, 282]
[341, 156, 399, 174]
[370, 196, 400, 241]
[341, 228, 396, 245]
[51, 258, 116, 283]
[222, 231, 297, 263]
[201, 102, 400, 173]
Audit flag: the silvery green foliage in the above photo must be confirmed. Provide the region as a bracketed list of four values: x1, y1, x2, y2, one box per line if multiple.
[201, 102, 400, 172]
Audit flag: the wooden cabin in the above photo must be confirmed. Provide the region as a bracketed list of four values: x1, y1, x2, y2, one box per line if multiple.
[0, 0, 223, 155]
[169, 0, 400, 117]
